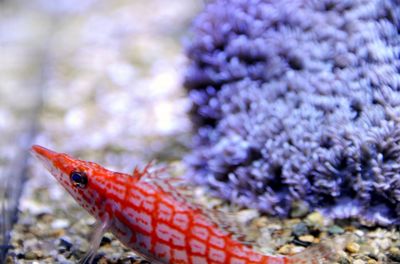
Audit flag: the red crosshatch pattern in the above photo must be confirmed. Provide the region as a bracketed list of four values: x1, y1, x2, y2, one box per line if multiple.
[31, 145, 308, 264]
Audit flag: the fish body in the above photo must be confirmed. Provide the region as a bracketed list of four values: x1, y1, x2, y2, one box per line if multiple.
[32, 145, 328, 264]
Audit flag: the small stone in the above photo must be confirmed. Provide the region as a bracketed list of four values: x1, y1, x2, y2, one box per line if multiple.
[354, 230, 364, 237]
[111, 239, 122, 247]
[317, 231, 327, 240]
[100, 234, 113, 246]
[306, 212, 324, 227]
[361, 244, 378, 256]
[367, 229, 386, 239]
[367, 252, 379, 261]
[78, 239, 90, 252]
[353, 260, 365, 264]
[254, 216, 268, 228]
[328, 225, 344, 235]
[367, 259, 378, 264]
[291, 246, 305, 254]
[108, 252, 124, 262]
[345, 225, 356, 232]
[292, 222, 309, 237]
[377, 238, 390, 251]
[37, 213, 54, 223]
[25, 251, 39, 260]
[97, 256, 108, 264]
[120, 253, 140, 262]
[293, 237, 311, 247]
[278, 244, 293, 255]
[290, 201, 309, 218]
[16, 252, 25, 259]
[286, 219, 302, 226]
[55, 254, 71, 263]
[59, 237, 73, 251]
[338, 256, 351, 264]
[236, 209, 259, 223]
[51, 219, 70, 229]
[298, 235, 315, 243]
[346, 242, 360, 253]
[5, 256, 14, 264]
[36, 227, 63, 238]
[388, 247, 400, 262]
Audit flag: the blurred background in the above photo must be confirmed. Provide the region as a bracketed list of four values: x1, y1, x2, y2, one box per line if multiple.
[0, 0, 202, 262]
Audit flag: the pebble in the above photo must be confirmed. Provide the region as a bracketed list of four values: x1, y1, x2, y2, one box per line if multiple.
[292, 222, 309, 236]
[37, 213, 54, 223]
[98, 256, 108, 264]
[376, 238, 390, 251]
[306, 212, 324, 227]
[291, 246, 305, 254]
[290, 201, 309, 218]
[236, 209, 259, 223]
[59, 260, 74, 264]
[25, 250, 42, 260]
[318, 231, 327, 240]
[388, 247, 400, 262]
[100, 234, 113, 246]
[5, 256, 14, 264]
[277, 243, 306, 255]
[59, 237, 73, 251]
[52, 219, 70, 229]
[278, 244, 293, 255]
[285, 218, 301, 226]
[367, 229, 386, 239]
[345, 225, 356, 232]
[354, 230, 365, 237]
[328, 225, 345, 234]
[360, 244, 378, 256]
[346, 242, 361, 253]
[254, 216, 268, 227]
[298, 234, 315, 243]
[78, 239, 90, 252]
[338, 256, 351, 264]
[353, 260, 365, 264]
[55, 254, 74, 263]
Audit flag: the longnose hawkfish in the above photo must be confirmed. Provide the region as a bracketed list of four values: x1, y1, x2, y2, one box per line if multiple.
[31, 145, 333, 264]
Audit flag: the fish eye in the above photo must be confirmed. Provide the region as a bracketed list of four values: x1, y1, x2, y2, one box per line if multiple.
[70, 171, 88, 188]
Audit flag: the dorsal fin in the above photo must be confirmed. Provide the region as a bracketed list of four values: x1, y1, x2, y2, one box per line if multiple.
[206, 207, 258, 245]
[131, 161, 168, 181]
[133, 163, 259, 246]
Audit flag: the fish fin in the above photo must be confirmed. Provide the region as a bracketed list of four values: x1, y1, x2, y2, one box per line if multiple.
[132, 161, 168, 181]
[134, 161, 258, 245]
[79, 217, 111, 264]
[142, 172, 258, 245]
[177, 186, 259, 245]
[205, 207, 259, 245]
[132, 161, 154, 178]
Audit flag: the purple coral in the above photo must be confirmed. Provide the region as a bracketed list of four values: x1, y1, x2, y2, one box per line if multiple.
[184, 0, 400, 225]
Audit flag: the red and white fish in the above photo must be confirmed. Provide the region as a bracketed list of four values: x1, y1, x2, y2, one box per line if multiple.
[31, 145, 332, 264]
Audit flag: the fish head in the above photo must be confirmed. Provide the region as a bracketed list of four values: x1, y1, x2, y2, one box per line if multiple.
[31, 145, 119, 220]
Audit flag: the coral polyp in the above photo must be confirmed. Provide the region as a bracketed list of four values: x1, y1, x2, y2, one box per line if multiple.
[184, 0, 400, 225]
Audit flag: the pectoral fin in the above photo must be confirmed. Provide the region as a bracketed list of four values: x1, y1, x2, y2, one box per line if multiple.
[79, 217, 111, 264]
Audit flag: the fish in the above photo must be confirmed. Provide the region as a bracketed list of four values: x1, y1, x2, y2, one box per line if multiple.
[31, 145, 334, 264]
